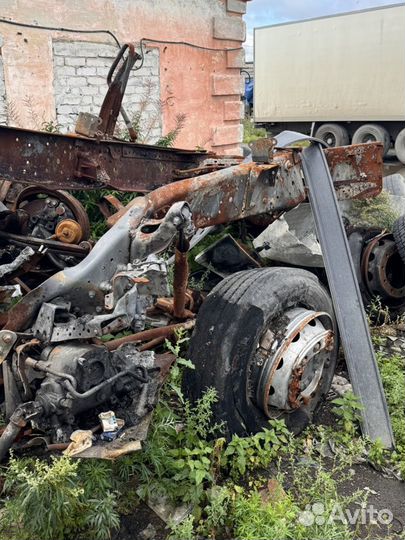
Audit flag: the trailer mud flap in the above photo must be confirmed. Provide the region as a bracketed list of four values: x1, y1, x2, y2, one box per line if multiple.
[277, 131, 394, 448]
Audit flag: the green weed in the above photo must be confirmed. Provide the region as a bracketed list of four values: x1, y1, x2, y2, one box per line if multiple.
[223, 419, 291, 479]
[331, 391, 363, 442]
[349, 191, 399, 231]
[0, 456, 119, 540]
[243, 118, 267, 144]
[377, 351, 405, 474]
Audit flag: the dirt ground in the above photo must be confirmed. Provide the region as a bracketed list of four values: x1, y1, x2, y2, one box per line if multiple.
[115, 400, 405, 540]
[115, 454, 405, 540]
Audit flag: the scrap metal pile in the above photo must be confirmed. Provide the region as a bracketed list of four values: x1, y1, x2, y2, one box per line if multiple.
[0, 44, 401, 459]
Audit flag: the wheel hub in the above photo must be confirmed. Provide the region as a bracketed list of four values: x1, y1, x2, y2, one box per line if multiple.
[361, 233, 405, 305]
[325, 133, 336, 146]
[255, 308, 334, 417]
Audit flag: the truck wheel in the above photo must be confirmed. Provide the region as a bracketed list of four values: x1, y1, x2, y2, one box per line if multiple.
[393, 215, 405, 265]
[315, 123, 349, 147]
[184, 267, 338, 436]
[394, 128, 405, 164]
[352, 124, 390, 156]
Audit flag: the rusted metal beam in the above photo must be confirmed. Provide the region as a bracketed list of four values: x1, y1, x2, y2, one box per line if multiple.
[0, 125, 215, 193]
[324, 142, 383, 199]
[100, 319, 196, 351]
[108, 142, 383, 227]
[98, 43, 140, 140]
[172, 229, 192, 319]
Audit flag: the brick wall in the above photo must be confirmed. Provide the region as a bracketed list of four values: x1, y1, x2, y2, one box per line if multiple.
[209, 0, 247, 152]
[0, 37, 7, 125]
[0, 0, 249, 153]
[53, 41, 162, 142]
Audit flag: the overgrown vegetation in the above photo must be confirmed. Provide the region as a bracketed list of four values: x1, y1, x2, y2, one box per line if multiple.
[2, 327, 403, 540]
[348, 191, 399, 230]
[243, 118, 267, 144]
[1, 457, 119, 540]
[366, 297, 405, 476]
[377, 352, 405, 476]
[72, 189, 137, 240]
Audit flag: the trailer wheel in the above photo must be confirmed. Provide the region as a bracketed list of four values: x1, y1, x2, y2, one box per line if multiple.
[394, 128, 405, 165]
[352, 124, 390, 156]
[315, 123, 349, 147]
[184, 267, 339, 436]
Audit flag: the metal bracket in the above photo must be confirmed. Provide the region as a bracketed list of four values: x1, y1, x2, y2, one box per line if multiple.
[0, 330, 17, 364]
[277, 131, 394, 448]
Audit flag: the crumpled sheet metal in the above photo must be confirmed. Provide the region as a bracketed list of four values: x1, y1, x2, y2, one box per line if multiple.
[254, 167, 402, 269]
[0, 246, 35, 279]
[254, 203, 323, 267]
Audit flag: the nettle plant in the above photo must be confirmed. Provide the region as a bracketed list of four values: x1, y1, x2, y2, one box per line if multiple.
[331, 391, 363, 441]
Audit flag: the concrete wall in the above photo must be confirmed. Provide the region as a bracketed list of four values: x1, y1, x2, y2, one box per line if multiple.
[0, 0, 248, 154]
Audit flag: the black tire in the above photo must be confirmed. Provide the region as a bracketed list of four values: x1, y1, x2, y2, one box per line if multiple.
[383, 173, 405, 197]
[184, 267, 339, 437]
[352, 124, 390, 156]
[394, 128, 405, 165]
[393, 214, 405, 265]
[315, 123, 349, 147]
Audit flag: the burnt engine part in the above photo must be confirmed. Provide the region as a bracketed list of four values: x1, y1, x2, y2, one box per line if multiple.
[0, 188, 92, 292]
[21, 344, 152, 440]
[0, 342, 159, 460]
[13, 187, 91, 269]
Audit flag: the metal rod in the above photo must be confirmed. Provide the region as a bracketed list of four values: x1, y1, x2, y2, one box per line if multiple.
[101, 319, 195, 351]
[138, 335, 166, 351]
[0, 231, 89, 255]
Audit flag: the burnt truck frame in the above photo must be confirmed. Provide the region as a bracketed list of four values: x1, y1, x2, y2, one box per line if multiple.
[0, 43, 396, 460]
[0, 136, 396, 459]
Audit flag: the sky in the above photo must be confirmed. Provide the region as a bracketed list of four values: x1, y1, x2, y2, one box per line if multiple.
[244, 0, 404, 60]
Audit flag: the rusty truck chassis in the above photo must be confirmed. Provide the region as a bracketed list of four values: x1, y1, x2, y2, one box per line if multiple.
[0, 138, 394, 459]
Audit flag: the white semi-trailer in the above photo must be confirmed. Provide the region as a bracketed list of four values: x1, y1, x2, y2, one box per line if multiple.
[254, 4, 405, 162]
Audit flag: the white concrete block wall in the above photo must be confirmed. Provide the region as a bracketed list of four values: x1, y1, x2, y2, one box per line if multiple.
[53, 41, 162, 142]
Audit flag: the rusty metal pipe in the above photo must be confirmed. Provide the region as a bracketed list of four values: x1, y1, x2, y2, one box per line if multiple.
[138, 336, 166, 351]
[0, 419, 22, 461]
[0, 230, 89, 255]
[0, 405, 31, 462]
[173, 234, 190, 319]
[101, 319, 195, 351]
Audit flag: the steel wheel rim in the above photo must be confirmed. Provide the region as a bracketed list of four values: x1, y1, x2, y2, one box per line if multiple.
[362, 233, 405, 303]
[255, 307, 334, 417]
